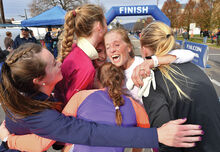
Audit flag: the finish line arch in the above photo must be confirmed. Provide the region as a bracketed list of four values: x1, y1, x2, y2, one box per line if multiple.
[105, 5, 170, 26]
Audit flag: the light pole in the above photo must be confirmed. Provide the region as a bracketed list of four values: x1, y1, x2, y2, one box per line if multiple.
[0, 0, 5, 23]
[24, 9, 28, 19]
[157, 0, 159, 7]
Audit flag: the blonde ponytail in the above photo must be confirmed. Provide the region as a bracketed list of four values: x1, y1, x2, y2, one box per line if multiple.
[141, 22, 190, 99]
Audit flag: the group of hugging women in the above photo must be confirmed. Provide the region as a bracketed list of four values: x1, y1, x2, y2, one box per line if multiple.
[0, 4, 219, 152]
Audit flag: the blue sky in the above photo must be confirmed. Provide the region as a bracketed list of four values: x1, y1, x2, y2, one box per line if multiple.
[3, 0, 189, 21]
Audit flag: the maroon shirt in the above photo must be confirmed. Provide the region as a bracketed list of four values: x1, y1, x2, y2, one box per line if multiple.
[55, 44, 96, 104]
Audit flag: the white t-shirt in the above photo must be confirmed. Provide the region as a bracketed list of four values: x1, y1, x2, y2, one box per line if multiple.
[124, 56, 144, 104]
[123, 49, 195, 104]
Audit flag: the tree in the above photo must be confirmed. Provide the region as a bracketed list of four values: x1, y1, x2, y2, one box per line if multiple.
[179, 0, 196, 32]
[29, 0, 88, 17]
[133, 18, 146, 32]
[193, 0, 213, 30]
[210, 1, 220, 29]
[161, 0, 181, 28]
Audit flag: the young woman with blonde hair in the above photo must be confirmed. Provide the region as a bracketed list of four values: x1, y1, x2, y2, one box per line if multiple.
[140, 21, 220, 152]
[55, 4, 193, 105]
[104, 28, 195, 104]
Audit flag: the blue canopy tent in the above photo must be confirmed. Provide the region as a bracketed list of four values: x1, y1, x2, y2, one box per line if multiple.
[21, 6, 66, 27]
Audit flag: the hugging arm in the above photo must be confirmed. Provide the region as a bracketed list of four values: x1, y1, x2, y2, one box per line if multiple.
[132, 49, 195, 87]
[143, 86, 201, 150]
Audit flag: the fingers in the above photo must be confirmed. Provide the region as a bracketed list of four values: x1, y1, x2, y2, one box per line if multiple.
[169, 118, 187, 125]
[131, 62, 151, 87]
[174, 136, 201, 148]
[179, 124, 202, 131]
[179, 129, 204, 137]
[181, 136, 201, 143]
[175, 142, 195, 148]
[132, 66, 143, 87]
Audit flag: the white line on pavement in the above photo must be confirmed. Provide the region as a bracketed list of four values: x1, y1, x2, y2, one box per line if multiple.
[210, 78, 220, 87]
[209, 54, 220, 55]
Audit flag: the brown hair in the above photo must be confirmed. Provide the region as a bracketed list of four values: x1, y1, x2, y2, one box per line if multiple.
[97, 62, 125, 126]
[105, 28, 135, 58]
[58, 4, 105, 62]
[0, 43, 61, 120]
[6, 31, 12, 37]
[140, 22, 189, 99]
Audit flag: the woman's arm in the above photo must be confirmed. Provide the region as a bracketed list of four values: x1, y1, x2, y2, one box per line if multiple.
[169, 49, 195, 64]
[131, 49, 195, 87]
[1, 111, 202, 149]
[143, 86, 184, 151]
[2, 90, 96, 152]
[8, 134, 54, 152]
[1, 99, 202, 150]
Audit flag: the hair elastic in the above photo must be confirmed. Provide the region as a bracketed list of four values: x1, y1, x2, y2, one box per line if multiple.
[166, 34, 171, 38]
[72, 10, 76, 17]
[115, 106, 119, 110]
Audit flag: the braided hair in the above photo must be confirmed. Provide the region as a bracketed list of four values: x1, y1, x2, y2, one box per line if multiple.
[0, 43, 62, 120]
[97, 62, 125, 126]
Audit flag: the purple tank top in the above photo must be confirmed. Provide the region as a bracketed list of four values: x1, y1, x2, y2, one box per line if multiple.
[72, 90, 137, 152]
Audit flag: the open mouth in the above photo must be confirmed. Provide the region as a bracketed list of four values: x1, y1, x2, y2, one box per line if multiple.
[112, 55, 120, 62]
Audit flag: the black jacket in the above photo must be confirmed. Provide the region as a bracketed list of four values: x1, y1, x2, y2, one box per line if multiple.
[143, 62, 220, 152]
[203, 31, 209, 37]
[13, 34, 37, 49]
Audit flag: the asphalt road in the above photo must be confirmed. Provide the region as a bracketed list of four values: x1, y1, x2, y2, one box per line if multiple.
[205, 47, 220, 97]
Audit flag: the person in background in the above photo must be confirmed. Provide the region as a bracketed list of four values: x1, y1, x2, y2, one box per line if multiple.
[13, 27, 37, 49]
[200, 30, 203, 37]
[182, 30, 188, 42]
[0, 43, 203, 151]
[29, 30, 37, 41]
[140, 21, 220, 152]
[210, 32, 215, 44]
[44, 29, 53, 53]
[203, 29, 209, 44]
[4, 31, 13, 50]
[216, 29, 220, 46]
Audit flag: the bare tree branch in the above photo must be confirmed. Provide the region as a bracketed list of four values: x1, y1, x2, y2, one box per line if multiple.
[29, 0, 88, 17]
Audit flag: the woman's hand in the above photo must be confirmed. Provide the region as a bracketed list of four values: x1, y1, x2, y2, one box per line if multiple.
[0, 120, 10, 141]
[131, 59, 154, 87]
[157, 118, 203, 148]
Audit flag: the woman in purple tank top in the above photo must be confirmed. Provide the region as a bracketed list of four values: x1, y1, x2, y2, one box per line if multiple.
[67, 62, 149, 152]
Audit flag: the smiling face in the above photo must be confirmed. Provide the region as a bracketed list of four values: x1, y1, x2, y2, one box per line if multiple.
[104, 31, 133, 69]
[39, 48, 63, 87]
[21, 30, 29, 38]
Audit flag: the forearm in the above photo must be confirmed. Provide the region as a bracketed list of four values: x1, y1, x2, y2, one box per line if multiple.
[146, 49, 195, 68]
[7, 134, 55, 152]
[24, 110, 159, 148]
[157, 55, 176, 66]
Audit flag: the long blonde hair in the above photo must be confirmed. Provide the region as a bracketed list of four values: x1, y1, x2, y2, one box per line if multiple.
[58, 4, 105, 62]
[140, 21, 189, 99]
